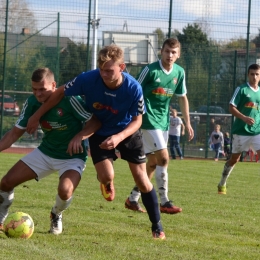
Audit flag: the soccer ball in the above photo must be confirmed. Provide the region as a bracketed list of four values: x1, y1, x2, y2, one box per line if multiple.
[3, 212, 34, 239]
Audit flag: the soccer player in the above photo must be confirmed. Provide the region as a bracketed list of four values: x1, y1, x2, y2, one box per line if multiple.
[125, 38, 194, 214]
[26, 45, 166, 239]
[0, 68, 100, 235]
[218, 63, 260, 194]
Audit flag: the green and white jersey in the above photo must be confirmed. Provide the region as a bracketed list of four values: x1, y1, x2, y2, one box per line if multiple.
[230, 83, 260, 135]
[137, 60, 186, 130]
[15, 95, 92, 160]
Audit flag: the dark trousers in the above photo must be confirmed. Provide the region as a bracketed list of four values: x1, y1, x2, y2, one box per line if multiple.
[169, 135, 182, 158]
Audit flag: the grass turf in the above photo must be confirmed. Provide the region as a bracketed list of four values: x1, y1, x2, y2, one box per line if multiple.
[1, 154, 260, 260]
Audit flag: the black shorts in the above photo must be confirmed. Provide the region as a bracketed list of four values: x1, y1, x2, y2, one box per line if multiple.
[89, 130, 146, 165]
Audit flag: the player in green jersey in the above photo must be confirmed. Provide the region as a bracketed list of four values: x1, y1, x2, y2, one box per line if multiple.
[218, 63, 260, 195]
[125, 38, 194, 214]
[0, 68, 100, 234]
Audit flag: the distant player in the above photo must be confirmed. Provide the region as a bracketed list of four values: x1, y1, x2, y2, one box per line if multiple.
[0, 68, 100, 234]
[218, 63, 260, 194]
[26, 46, 166, 239]
[125, 38, 194, 214]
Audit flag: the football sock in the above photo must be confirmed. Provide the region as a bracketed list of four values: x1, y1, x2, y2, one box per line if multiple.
[219, 162, 234, 186]
[0, 190, 14, 223]
[128, 185, 141, 202]
[155, 165, 169, 205]
[52, 194, 72, 215]
[141, 187, 160, 225]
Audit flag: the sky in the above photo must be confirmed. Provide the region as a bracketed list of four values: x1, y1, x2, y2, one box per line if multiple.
[26, 0, 260, 43]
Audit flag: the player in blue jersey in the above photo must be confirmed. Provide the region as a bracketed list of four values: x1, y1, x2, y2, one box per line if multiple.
[26, 45, 166, 239]
[0, 68, 100, 235]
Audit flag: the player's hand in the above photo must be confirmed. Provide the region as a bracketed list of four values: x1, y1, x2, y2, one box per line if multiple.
[243, 116, 255, 125]
[185, 124, 194, 141]
[99, 135, 121, 150]
[67, 135, 84, 156]
[26, 115, 39, 134]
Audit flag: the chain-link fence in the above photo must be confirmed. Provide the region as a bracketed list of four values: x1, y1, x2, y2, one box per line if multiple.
[1, 0, 260, 157]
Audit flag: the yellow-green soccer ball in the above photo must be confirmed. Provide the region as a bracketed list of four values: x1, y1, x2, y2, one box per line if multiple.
[3, 212, 34, 239]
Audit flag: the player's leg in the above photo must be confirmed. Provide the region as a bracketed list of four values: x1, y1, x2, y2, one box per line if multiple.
[89, 134, 117, 202]
[128, 161, 165, 239]
[218, 135, 249, 194]
[151, 130, 182, 214]
[0, 160, 37, 229]
[120, 131, 163, 239]
[49, 158, 85, 235]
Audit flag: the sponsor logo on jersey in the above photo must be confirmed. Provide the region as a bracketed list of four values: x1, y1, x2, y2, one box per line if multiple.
[246, 94, 251, 97]
[245, 101, 258, 109]
[57, 108, 63, 116]
[152, 87, 173, 97]
[155, 78, 161, 82]
[173, 78, 178, 84]
[93, 102, 118, 114]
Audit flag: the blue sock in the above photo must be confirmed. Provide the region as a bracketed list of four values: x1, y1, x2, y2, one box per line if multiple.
[141, 187, 162, 231]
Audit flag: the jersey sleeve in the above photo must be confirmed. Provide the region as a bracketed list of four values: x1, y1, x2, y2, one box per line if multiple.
[174, 69, 187, 96]
[64, 72, 86, 97]
[15, 97, 35, 129]
[229, 87, 241, 107]
[68, 96, 93, 122]
[136, 65, 150, 87]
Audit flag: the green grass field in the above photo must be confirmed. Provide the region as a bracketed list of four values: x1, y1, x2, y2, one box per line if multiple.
[1, 154, 260, 260]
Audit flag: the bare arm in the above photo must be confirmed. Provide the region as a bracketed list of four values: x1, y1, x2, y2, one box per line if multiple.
[181, 123, 185, 136]
[229, 104, 255, 125]
[0, 127, 26, 152]
[99, 114, 142, 150]
[67, 115, 102, 156]
[26, 86, 65, 134]
[178, 95, 194, 141]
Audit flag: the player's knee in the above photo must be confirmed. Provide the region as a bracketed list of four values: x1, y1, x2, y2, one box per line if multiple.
[157, 157, 168, 166]
[58, 186, 73, 200]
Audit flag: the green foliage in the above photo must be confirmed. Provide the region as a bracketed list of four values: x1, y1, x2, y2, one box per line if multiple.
[1, 154, 260, 260]
[59, 41, 89, 84]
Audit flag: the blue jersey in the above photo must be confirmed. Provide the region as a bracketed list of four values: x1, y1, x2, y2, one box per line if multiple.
[64, 70, 145, 136]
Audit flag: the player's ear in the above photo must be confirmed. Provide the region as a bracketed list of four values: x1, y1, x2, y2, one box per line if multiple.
[119, 63, 126, 72]
[52, 81, 56, 89]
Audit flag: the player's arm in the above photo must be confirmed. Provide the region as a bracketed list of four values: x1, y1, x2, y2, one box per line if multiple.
[67, 115, 102, 156]
[0, 127, 26, 152]
[99, 114, 142, 150]
[178, 95, 194, 141]
[229, 104, 255, 125]
[26, 86, 65, 134]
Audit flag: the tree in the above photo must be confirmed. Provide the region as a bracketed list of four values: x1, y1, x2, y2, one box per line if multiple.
[0, 0, 36, 33]
[152, 28, 165, 49]
[178, 23, 209, 49]
[252, 28, 260, 49]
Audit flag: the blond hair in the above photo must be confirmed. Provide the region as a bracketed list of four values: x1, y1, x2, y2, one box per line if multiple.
[97, 45, 124, 68]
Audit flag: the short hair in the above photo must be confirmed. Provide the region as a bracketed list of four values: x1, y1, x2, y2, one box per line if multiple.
[248, 63, 260, 73]
[97, 45, 124, 68]
[171, 108, 177, 113]
[31, 68, 54, 82]
[162, 38, 181, 53]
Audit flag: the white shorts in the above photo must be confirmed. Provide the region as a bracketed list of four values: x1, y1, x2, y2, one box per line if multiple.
[141, 129, 169, 154]
[21, 148, 86, 181]
[232, 134, 260, 154]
